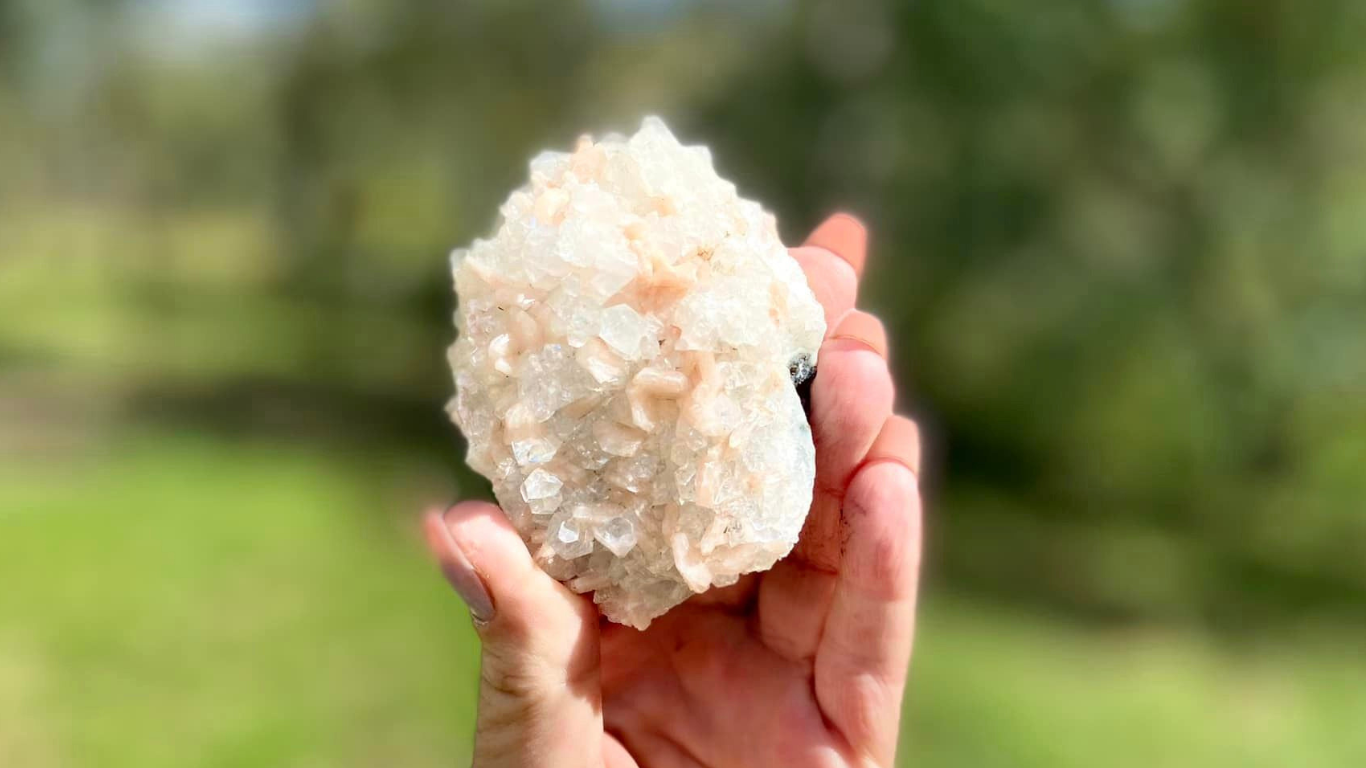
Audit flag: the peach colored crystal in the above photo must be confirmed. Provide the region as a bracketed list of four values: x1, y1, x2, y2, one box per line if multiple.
[447, 117, 825, 628]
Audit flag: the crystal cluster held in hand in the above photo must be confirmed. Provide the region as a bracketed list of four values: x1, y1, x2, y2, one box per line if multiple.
[446, 117, 825, 628]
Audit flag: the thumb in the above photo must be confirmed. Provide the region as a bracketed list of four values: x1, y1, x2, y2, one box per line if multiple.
[424, 502, 605, 768]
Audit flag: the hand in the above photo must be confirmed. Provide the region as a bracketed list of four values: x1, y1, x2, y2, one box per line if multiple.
[425, 214, 923, 768]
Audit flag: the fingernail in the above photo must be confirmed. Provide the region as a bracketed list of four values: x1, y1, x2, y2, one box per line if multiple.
[828, 334, 886, 358]
[805, 213, 869, 276]
[429, 511, 495, 623]
[829, 310, 888, 358]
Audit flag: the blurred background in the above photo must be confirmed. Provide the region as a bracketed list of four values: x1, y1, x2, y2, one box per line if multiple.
[3, 0, 1365, 765]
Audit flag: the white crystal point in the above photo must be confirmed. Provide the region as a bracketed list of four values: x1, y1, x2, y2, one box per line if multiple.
[447, 116, 826, 629]
[520, 469, 562, 500]
[595, 516, 638, 557]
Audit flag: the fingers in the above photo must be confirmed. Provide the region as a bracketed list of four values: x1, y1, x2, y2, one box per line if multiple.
[813, 415, 923, 764]
[793, 310, 896, 571]
[424, 503, 604, 768]
[791, 247, 858, 333]
[603, 733, 643, 768]
[757, 310, 894, 660]
[863, 413, 920, 478]
[757, 214, 887, 660]
[785, 212, 891, 572]
[790, 212, 868, 335]
[805, 212, 869, 277]
[829, 309, 889, 358]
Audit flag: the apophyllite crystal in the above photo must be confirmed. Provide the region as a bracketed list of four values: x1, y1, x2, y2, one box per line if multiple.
[446, 117, 825, 628]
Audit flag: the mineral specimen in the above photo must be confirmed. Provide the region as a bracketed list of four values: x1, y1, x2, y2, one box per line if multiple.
[446, 117, 826, 628]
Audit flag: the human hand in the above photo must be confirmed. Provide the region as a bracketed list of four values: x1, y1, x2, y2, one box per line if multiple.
[425, 214, 923, 767]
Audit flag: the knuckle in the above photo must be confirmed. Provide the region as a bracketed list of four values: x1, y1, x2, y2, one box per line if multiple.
[481, 664, 545, 704]
[841, 673, 902, 753]
[846, 462, 917, 523]
[843, 464, 920, 598]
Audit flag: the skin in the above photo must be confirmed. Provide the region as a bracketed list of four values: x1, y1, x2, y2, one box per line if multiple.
[425, 214, 924, 768]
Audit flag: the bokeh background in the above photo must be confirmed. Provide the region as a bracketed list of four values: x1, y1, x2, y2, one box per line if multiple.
[3, 0, 1366, 765]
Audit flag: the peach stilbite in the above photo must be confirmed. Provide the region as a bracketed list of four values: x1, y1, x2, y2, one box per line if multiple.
[447, 117, 825, 628]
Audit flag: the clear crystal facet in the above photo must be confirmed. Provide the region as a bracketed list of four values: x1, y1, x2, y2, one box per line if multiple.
[595, 516, 639, 557]
[521, 469, 563, 501]
[550, 517, 595, 559]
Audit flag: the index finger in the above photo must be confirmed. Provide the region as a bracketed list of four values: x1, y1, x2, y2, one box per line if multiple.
[805, 213, 869, 277]
[790, 212, 868, 335]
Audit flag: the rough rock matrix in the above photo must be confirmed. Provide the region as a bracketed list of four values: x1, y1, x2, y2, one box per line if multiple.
[447, 117, 825, 628]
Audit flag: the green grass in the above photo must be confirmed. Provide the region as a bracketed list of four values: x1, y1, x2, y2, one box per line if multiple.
[0, 433, 481, 767]
[906, 603, 1366, 766]
[1, 432, 1363, 766]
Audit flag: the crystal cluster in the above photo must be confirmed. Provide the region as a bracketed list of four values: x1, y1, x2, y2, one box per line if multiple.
[447, 117, 825, 628]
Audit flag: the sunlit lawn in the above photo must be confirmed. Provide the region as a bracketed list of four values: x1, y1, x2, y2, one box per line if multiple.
[2, 431, 1364, 767]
